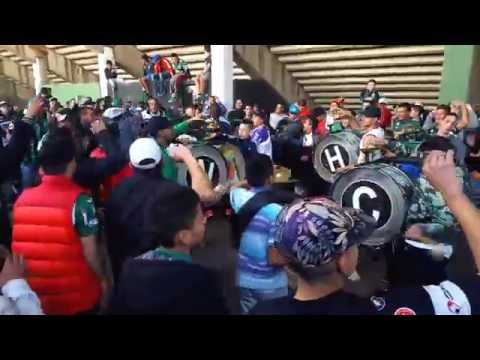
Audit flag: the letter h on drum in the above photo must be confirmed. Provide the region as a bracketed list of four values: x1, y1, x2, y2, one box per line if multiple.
[324, 145, 346, 172]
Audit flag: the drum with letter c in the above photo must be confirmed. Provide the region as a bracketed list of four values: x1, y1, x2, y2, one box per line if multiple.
[314, 131, 361, 183]
[330, 163, 415, 247]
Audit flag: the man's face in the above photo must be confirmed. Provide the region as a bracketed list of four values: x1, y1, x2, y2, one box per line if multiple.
[340, 117, 350, 128]
[438, 115, 457, 134]
[338, 245, 359, 277]
[172, 57, 179, 65]
[245, 105, 253, 117]
[361, 116, 377, 129]
[411, 108, 420, 119]
[235, 99, 243, 110]
[157, 128, 174, 144]
[396, 106, 410, 120]
[238, 124, 251, 140]
[275, 104, 285, 114]
[366, 81, 376, 92]
[435, 108, 447, 123]
[253, 115, 264, 128]
[330, 102, 339, 111]
[185, 107, 194, 118]
[302, 119, 313, 134]
[80, 108, 95, 126]
[0, 105, 8, 116]
[148, 99, 159, 113]
[182, 204, 207, 248]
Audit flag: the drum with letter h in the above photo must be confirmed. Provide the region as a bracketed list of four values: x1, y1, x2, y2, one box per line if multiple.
[314, 131, 361, 183]
[330, 163, 415, 247]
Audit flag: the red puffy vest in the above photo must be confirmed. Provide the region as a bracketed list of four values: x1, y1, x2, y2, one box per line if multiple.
[12, 175, 101, 315]
[90, 147, 134, 202]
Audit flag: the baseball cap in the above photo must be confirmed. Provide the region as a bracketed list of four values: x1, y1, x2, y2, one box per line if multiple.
[103, 107, 125, 120]
[55, 108, 71, 122]
[129, 137, 162, 170]
[79, 97, 95, 108]
[148, 116, 172, 137]
[289, 104, 300, 115]
[362, 106, 381, 118]
[312, 106, 326, 118]
[378, 98, 388, 104]
[272, 198, 376, 267]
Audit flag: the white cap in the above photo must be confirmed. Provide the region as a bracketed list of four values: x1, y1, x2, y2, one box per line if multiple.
[103, 107, 125, 120]
[378, 97, 388, 104]
[129, 138, 162, 170]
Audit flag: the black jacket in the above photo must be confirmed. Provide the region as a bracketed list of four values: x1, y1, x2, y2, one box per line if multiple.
[0, 118, 34, 184]
[73, 129, 127, 192]
[108, 257, 229, 315]
[105, 170, 184, 280]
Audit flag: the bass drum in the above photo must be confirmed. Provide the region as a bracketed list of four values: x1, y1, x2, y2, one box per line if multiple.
[177, 145, 228, 188]
[314, 131, 361, 183]
[330, 163, 415, 247]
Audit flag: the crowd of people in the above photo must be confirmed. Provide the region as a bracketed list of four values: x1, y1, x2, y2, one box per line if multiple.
[2, 69, 480, 316]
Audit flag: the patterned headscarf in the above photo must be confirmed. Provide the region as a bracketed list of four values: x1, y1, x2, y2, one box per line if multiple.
[273, 198, 376, 267]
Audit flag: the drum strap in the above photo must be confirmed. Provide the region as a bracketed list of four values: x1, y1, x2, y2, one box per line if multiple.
[232, 190, 297, 249]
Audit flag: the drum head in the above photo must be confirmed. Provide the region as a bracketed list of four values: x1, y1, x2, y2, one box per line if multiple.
[331, 164, 414, 247]
[177, 145, 228, 188]
[314, 131, 361, 183]
[214, 143, 246, 182]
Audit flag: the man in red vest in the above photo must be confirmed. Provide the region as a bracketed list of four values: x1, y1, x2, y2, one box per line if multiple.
[11, 127, 106, 315]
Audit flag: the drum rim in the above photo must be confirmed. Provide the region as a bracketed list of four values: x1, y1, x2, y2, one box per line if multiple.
[332, 165, 412, 247]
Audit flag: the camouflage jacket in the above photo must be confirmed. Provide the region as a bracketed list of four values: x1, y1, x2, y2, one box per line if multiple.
[388, 119, 430, 157]
[406, 167, 464, 243]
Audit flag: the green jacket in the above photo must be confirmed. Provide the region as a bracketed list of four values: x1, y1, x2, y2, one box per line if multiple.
[159, 120, 190, 182]
[22, 116, 48, 165]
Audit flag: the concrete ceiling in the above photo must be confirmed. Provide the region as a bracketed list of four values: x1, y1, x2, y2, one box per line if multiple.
[270, 45, 445, 109]
[1, 45, 444, 110]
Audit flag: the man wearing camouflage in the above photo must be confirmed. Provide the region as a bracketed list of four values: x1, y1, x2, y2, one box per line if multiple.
[405, 136, 463, 244]
[388, 103, 428, 158]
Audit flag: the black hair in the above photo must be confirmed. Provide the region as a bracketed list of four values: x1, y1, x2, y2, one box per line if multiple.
[147, 187, 200, 248]
[171, 53, 179, 58]
[397, 102, 412, 112]
[368, 79, 377, 85]
[419, 136, 456, 154]
[106, 60, 113, 66]
[50, 97, 58, 103]
[437, 104, 450, 113]
[38, 127, 76, 175]
[141, 54, 150, 61]
[299, 99, 307, 107]
[411, 104, 423, 114]
[312, 106, 326, 118]
[246, 153, 274, 187]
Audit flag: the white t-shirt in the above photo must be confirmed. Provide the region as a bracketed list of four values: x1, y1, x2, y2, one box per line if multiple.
[269, 113, 287, 130]
[358, 127, 385, 164]
[303, 133, 314, 147]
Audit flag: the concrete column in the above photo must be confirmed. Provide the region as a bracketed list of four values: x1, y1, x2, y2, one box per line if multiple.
[439, 45, 480, 104]
[98, 52, 108, 97]
[211, 45, 233, 110]
[32, 57, 48, 95]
